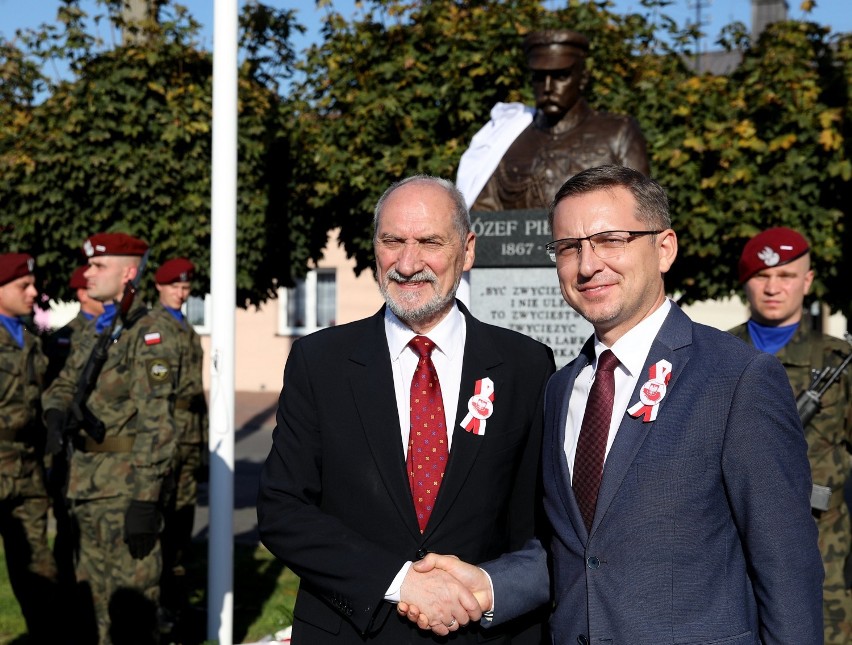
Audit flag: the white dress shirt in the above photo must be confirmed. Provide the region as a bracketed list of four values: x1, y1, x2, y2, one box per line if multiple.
[564, 299, 671, 481]
[383, 304, 467, 600]
[385, 305, 467, 455]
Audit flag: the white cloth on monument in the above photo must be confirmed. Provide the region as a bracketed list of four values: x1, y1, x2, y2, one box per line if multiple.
[455, 102, 535, 208]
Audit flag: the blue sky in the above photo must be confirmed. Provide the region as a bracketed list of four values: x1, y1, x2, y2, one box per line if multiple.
[1, 0, 850, 56]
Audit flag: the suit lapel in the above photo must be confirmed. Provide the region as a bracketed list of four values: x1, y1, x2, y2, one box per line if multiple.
[423, 306, 501, 537]
[591, 305, 694, 534]
[348, 309, 422, 539]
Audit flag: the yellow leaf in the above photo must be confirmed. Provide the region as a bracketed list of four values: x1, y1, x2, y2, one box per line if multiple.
[734, 120, 756, 138]
[683, 136, 705, 152]
[818, 129, 843, 151]
[818, 108, 841, 129]
[768, 133, 797, 151]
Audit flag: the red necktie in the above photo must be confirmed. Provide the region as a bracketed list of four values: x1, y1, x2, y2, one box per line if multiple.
[407, 336, 448, 533]
[573, 349, 619, 532]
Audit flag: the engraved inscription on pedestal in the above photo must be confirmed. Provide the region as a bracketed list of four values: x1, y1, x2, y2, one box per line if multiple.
[470, 210, 551, 267]
[470, 268, 592, 368]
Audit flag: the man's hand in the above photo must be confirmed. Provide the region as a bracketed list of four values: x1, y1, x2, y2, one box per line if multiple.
[398, 554, 493, 632]
[399, 563, 483, 636]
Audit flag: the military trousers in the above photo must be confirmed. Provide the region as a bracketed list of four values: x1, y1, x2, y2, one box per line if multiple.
[818, 499, 852, 644]
[70, 497, 161, 645]
[160, 441, 204, 616]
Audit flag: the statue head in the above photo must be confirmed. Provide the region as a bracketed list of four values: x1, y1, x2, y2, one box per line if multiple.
[523, 29, 590, 123]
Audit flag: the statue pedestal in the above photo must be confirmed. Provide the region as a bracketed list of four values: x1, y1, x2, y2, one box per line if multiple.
[469, 209, 592, 367]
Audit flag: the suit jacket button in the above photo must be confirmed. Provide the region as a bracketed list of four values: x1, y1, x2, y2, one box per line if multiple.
[577, 635, 589, 645]
[416, 548, 428, 560]
[587, 556, 600, 569]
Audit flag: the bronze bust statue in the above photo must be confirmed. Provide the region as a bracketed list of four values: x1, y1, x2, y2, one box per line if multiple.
[471, 29, 650, 211]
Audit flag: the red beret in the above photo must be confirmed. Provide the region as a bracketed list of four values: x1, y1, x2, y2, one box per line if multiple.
[739, 227, 810, 283]
[0, 253, 35, 287]
[82, 233, 148, 258]
[155, 258, 195, 284]
[69, 265, 89, 290]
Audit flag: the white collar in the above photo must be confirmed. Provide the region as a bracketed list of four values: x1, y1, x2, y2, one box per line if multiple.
[592, 298, 672, 376]
[384, 304, 464, 362]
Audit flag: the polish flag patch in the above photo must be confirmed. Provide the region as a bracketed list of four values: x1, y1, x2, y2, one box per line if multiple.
[144, 332, 162, 345]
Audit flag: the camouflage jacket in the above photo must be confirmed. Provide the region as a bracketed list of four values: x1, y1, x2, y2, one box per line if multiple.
[41, 300, 179, 503]
[149, 304, 207, 445]
[42, 310, 95, 387]
[730, 315, 852, 500]
[0, 324, 47, 500]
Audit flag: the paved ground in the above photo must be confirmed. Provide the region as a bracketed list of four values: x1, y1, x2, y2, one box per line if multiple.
[193, 390, 280, 545]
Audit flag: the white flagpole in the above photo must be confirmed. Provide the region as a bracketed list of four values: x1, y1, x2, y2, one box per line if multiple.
[209, 0, 238, 642]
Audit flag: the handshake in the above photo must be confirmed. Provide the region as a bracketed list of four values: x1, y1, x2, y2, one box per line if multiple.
[396, 554, 491, 637]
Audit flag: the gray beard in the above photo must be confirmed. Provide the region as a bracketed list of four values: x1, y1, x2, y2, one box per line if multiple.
[379, 268, 460, 326]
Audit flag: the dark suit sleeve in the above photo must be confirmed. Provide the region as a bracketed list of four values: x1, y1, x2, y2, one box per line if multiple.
[723, 352, 823, 643]
[256, 340, 405, 634]
[480, 345, 555, 626]
[506, 345, 554, 550]
[482, 538, 550, 625]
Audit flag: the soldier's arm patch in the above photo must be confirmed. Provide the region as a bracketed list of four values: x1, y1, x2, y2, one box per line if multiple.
[147, 358, 171, 384]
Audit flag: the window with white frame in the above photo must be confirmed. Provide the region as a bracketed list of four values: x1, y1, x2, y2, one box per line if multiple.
[278, 269, 337, 335]
[185, 294, 211, 335]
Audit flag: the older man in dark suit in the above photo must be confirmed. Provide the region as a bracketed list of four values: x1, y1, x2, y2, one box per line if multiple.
[257, 175, 555, 644]
[404, 166, 824, 644]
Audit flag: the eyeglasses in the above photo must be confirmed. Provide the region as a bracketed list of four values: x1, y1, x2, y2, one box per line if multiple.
[546, 230, 663, 262]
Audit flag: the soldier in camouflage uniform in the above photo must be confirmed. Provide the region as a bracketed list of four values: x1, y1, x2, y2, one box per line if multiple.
[42, 233, 179, 645]
[43, 265, 104, 386]
[42, 264, 105, 591]
[149, 257, 208, 634]
[730, 227, 852, 644]
[0, 253, 59, 641]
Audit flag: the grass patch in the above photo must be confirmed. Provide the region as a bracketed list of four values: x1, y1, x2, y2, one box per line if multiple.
[0, 550, 26, 644]
[0, 539, 299, 645]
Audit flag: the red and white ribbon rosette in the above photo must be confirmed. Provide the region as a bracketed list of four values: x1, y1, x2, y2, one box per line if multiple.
[460, 377, 495, 435]
[627, 359, 672, 422]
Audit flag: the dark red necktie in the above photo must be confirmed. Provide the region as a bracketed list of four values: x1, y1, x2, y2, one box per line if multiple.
[573, 349, 619, 532]
[407, 336, 448, 533]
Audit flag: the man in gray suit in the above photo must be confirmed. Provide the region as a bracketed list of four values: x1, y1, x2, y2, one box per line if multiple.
[402, 165, 824, 644]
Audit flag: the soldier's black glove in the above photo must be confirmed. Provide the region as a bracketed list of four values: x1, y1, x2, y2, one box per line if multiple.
[124, 500, 161, 560]
[44, 408, 67, 456]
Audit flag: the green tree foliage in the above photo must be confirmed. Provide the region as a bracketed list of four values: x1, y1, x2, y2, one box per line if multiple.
[0, 0, 848, 316]
[0, 0, 301, 305]
[292, 0, 849, 315]
[654, 19, 850, 310]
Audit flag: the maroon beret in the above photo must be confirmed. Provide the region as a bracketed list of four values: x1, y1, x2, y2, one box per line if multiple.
[69, 265, 89, 290]
[738, 227, 810, 283]
[0, 253, 35, 287]
[155, 258, 195, 284]
[82, 233, 148, 258]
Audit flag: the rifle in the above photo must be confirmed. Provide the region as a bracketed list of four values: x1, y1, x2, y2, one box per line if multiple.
[66, 250, 150, 444]
[795, 333, 852, 512]
[796, 333, 852, 428]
